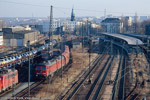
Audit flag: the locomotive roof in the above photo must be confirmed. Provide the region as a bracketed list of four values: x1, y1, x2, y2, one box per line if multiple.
[0, 69, 16, 76]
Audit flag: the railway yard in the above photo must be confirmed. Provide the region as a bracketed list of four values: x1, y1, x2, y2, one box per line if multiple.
[0, 33, 150, 100]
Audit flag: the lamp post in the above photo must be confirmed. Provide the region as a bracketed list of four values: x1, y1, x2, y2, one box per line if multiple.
[27, 40, 30, 98]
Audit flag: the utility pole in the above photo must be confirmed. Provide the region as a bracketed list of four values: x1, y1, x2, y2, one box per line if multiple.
[12, 32, 15, 97]
[32, 13, 36, 45]
[87, 19, 89, 37]
[108, 40, 113, 85]
[88, 39, 91, 84]
[60, 27, 63, 80]
[134, 12, 138, 33]
[87, 20, 91, 84]
[49, 5, 53, 56]
[82, 23, 84, 53]
[27, 40, 31, 99]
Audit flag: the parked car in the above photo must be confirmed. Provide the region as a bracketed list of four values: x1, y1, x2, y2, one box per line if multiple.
[0, 59, 5, 65]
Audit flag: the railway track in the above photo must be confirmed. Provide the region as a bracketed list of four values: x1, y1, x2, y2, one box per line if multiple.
[0, 65, 29, 98]
[117, 56, 126, 100]
[13, 60, 72, 99]
[111, 54, 123, 100]
[13, 80, 44, 98]
[61, 48, 110, 100]
[87, 56, 114, 100]
[125, 80, 141, 100]
[3, 41, 106, 99]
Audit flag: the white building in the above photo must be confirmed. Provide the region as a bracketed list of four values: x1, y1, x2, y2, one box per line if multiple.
[125, 16, 132, 26]
[102, 18, 123, 33]
[0, 32, 3, 48]
[140, 16, 149, 21]
[42, 20, 82, 33]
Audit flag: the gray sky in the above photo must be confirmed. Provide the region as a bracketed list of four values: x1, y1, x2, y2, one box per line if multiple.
[0, 0, 150, 17]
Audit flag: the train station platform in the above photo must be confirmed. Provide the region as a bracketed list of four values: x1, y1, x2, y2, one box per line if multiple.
[101, 33, 144, 46]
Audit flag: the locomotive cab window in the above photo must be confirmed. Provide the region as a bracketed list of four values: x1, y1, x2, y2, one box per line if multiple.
[0, 77, 2, 80]
[36, 67, 41, 70]
[42, 67, 46, 70]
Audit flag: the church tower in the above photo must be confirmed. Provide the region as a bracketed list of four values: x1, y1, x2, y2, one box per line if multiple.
[71, 8, 75, 21]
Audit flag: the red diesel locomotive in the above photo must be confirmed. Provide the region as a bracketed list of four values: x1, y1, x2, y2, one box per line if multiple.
[0, 69, 18, 93]
[35, 45, 70, 79]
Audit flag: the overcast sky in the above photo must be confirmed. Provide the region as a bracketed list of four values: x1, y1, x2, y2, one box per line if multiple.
[0, 0, 150, 18]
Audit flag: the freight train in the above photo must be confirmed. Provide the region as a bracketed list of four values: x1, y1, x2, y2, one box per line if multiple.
[0, 40, 57, 93]
[0, 40, 57, 67]
[35, 45, 70, 79]
[0, 69, 18, 93]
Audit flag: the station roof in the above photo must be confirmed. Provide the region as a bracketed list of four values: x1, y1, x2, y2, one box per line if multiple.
[123, 33, 150, 40]
[101, 33, 144, 45]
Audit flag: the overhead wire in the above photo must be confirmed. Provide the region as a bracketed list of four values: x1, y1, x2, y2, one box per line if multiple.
[1, 0, 150, 16]
[0, 0, 50, 7]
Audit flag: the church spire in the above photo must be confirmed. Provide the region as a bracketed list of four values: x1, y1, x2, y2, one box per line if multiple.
[71, 7, 75, 21]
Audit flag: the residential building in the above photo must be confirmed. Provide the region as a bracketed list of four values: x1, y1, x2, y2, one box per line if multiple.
[123, 16, 132, 32]
[42, 20, 82, 33]
[124, 16, 132, 26]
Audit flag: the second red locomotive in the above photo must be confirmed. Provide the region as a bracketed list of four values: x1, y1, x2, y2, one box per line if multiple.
[35, 45, 70, 79]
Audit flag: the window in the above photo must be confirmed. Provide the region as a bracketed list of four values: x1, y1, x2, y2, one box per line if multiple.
[36, 66, 41, 70]
[6, 72, 17, 79]
[42, 67, 46, 70]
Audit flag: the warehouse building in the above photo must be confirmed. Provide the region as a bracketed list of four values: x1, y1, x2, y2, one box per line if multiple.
[0, 32, 3, 48]
[2, 27, 40, 47]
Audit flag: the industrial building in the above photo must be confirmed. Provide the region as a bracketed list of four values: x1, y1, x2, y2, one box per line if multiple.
[0, 32, 3, 48]
[2, 26, 40, 47]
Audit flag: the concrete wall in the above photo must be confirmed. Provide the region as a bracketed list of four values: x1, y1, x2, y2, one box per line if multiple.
[0, 36, 3, 48]
[4, 39, 24, 47]
[24, 31, 39, 46]
[73, 42, 82, 49]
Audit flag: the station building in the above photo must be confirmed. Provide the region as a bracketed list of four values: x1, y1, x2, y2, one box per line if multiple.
[101, 18, 123, 33]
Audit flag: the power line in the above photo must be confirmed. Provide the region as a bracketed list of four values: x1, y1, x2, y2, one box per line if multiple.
[54, 6, 150, 16]
[0, 0, 49, 7]
[1, 0, 150, 16]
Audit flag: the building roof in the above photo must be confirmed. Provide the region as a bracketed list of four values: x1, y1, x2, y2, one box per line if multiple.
[101, 32, 144, 45]
[102, 18, 121, 23]
[3, 30, 39, 39]
[13, 30, 38, 34]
